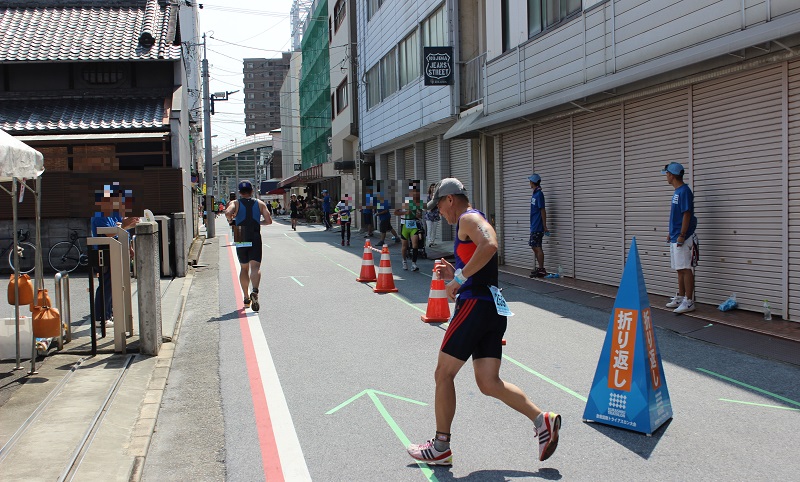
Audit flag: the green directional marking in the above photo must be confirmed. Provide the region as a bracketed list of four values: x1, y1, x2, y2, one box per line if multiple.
[390, 293, 426, 313]
[337, 263, 359, 276]
[503, 355, 588, 402]
[719, 398, 800, 411]
[697, 368, 800, 408]
[290, 276, 304, 287]
[327, 390, 438, 482]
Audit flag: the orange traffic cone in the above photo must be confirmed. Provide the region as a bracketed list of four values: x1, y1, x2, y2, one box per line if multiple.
[373, 245, 399, 293]
[356, 240, 377, 282]
[421, 273, 450, 323]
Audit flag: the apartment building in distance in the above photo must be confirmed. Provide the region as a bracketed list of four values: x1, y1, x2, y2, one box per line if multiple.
[243, 53, 291, 136]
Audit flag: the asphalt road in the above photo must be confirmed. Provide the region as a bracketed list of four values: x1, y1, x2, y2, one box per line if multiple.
[143, 216, 800, 481]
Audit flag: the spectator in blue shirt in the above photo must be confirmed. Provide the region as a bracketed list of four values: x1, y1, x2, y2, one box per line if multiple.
[317, 189, 333, 230]
[528, 174, 549, 278]
[662, 162, 698, 314]
[375, 198, 399, 246]
[91, 182, 139, 328]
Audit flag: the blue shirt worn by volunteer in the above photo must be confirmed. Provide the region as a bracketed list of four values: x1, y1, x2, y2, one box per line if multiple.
[669, 184, 697, 243]
[529, 187, 545, 233]
[377, 201, 392, 222]
[322, 194, 332, 213]
[454, 209, 498, 301]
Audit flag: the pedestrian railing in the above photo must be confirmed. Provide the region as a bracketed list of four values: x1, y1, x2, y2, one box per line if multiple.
[54, 271, 71, 350]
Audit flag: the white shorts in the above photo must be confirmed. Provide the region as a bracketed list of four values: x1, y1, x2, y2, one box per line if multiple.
[670, 236, 694, 271]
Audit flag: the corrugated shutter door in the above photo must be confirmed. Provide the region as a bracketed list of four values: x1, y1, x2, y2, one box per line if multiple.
[425, 140, 439, 182]
[404, 148, 415, 180]
[624, 89, 689, 296]
[789, 60, 800, 321]
[387, 152, 395, 180]
[573, 106, 623, 285]
[533, 119, 573, 276]
[449, 139, 472, 241]
[693, 65, 784, 313]
[500, 128, 533, 268]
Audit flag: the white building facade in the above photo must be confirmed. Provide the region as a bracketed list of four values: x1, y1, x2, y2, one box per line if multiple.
[280, 51, 303, 181]
[451, 0, 800, 319]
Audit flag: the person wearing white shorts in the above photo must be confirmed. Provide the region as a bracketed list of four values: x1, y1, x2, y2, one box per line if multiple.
[662, 162, 698, 314]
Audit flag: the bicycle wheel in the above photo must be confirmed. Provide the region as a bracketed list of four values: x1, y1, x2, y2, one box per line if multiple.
[49, 241, 81, 273]
[8, 241, 36, 274]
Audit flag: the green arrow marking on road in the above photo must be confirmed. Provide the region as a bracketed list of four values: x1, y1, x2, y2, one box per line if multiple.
[719, 398, 800, 411]
[327, 390, 438, 482]
[697, 368, 800, 408]
[503, 355, 588, 402]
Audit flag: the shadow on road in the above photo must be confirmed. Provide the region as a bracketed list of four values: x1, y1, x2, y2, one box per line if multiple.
[408, 466, 561, 481]
[583, 418, 672, 459]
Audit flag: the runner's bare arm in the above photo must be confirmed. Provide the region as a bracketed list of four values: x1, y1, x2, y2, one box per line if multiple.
[225, 200, 237, 220]
[458, 212, 498, 278]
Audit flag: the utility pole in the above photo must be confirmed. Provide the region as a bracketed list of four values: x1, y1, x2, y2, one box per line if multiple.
[202, 32, 215, 238]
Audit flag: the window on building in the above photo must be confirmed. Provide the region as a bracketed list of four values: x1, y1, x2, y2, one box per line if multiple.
[246, 73, 254, 78]
[380, 49, 398, 100]
[247, 62, 254, 68]
[422, 3, 447, 47]
[247, 83, 254, 89]
[528, 0, 581, 37]
[247, 93, 255, 99]
[366, 64, 380, 109]
[329, 16, 333, 42]
[398, 30, 419, 88]
[367, 0, 384, 21]
[81, 63, 126, 84]
[336, 77, 348, 113]
[331, 93, 336, 119]
[334, 0, 347, 32]
[249, 123, 256, 129]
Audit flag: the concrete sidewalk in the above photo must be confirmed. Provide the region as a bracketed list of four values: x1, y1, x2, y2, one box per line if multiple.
[0, 261, 194, 480]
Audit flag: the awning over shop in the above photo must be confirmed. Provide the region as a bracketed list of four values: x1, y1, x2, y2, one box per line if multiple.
[443, 107, 484, 140]
[278, 162, 339, 188]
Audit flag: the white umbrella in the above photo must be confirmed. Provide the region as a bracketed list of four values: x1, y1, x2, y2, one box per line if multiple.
[0, 129, 44, 181]
[0, 129, 44, 371]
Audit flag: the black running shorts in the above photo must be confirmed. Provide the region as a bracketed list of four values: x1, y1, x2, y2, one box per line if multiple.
[440, 298, 507, 361]
[236, 237, 263, 264]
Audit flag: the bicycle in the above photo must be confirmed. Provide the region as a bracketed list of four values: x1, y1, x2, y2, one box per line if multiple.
[48, 229, 89, 273]
[0, 229, 36, 274]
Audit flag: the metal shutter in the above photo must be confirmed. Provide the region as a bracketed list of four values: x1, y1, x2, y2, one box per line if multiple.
[534, 119, 573, 277]
[790, 60, 800, 321]
[693, 65, 784, 313]
[449, 139, 472, 241]
[624, 89, 690, 297]
[573, 105, 624, 286]
[387, 152, 396, 180]
[404, 148, 415, 180]
[425, 139, 439, 182]
[500, 127, 533, 268]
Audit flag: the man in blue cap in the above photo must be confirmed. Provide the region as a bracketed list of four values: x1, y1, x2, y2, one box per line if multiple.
[225, 180, 272, 311]
[662, 162, 698, 314]
[317, 189, 333, 230]
[528, 173, 549, 278]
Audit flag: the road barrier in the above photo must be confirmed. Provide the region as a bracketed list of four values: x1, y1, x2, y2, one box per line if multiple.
[421, 262, 450, 323]
[373, 245, 398, 293]
[356, 240, 377, 283]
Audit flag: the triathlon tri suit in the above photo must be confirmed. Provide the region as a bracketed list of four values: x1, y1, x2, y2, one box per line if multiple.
[400, 202, 422, 240]
[234, 197, 263, 264]
[290, 200, 299, 219]
[440, 209, 506, 362]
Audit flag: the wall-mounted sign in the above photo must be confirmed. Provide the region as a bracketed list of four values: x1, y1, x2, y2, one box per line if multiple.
[424, 47, 454, 86]
[294, 163, 302, 172]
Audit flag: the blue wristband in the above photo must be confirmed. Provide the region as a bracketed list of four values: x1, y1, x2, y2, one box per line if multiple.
[453, 269, 467, 285]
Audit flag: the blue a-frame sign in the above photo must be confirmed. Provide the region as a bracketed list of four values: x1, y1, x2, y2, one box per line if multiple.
[583, 238, 673, 435]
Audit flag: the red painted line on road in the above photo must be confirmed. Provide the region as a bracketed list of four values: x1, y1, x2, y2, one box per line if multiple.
[225, 235, 284, 481]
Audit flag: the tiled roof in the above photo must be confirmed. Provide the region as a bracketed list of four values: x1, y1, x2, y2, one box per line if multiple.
[0, 97, 167, 132]
[0, 1, 181, 61]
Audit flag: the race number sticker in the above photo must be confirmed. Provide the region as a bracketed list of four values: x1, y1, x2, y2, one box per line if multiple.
[489, 286, 514, 317]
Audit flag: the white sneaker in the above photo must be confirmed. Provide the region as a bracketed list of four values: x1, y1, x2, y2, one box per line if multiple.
[402, 259, 408, 270]
[95, 319, 113, 328]
[665, 294, 684, 308]
[411, 262, 418, 271]
[674, 299, 695, 314]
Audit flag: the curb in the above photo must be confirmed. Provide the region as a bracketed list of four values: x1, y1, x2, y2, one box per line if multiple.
[127, 268, 194, 482]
